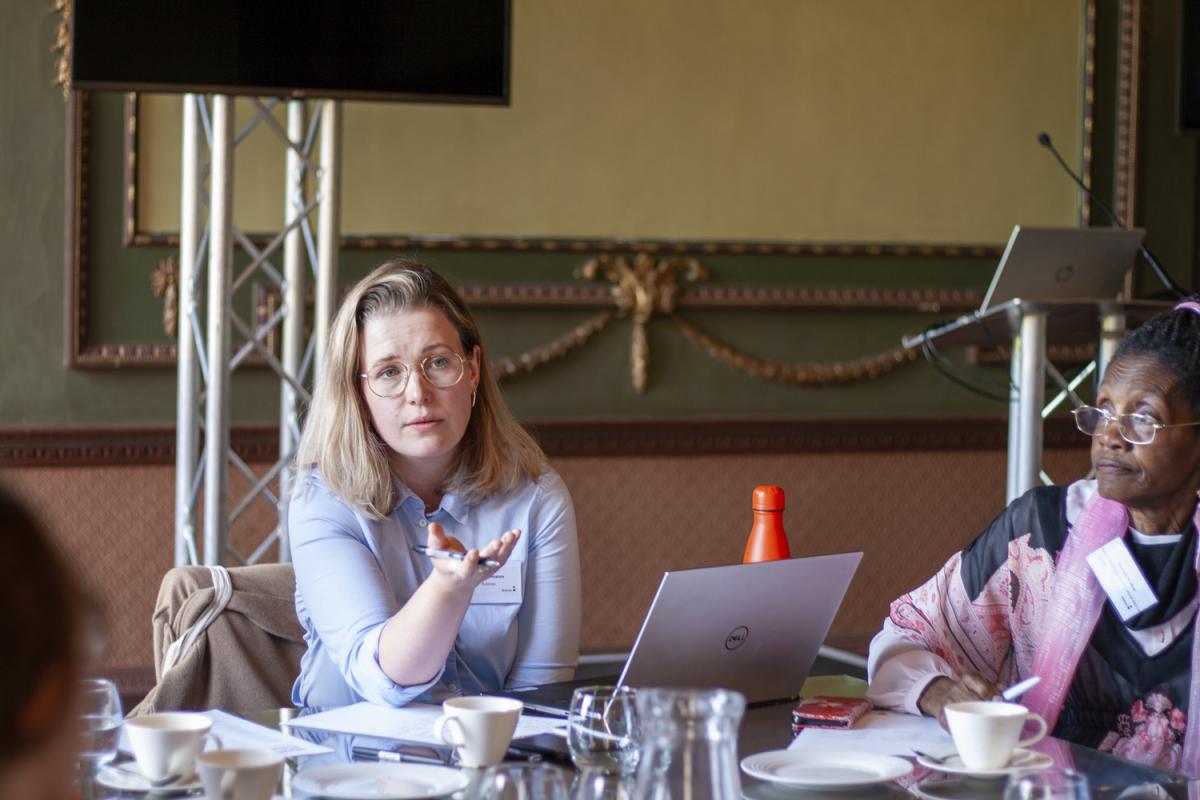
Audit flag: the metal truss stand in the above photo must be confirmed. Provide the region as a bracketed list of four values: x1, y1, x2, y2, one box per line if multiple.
[175, 94, 342, 567]
[903, 299, 1172, 505]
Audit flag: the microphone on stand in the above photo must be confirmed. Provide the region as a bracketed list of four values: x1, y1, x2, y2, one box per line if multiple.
[1036, 131, 1187, 298]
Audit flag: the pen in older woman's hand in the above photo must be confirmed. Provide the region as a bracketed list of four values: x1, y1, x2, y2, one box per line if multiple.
[411, 544, 502, 569]
[996, 675, 1041, 702]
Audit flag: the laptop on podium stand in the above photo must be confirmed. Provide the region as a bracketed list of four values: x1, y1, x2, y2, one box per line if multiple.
[979, 225, 1145, 313]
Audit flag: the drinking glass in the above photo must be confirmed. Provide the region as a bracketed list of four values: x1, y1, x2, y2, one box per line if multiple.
[567, 686, 640, 775]
[632, 688, 745, 800]
[477, 763, 571, 800]
[1004, 768, 1091, 800]
[571, 767, 633, 800]
[77, 678, 123, 765]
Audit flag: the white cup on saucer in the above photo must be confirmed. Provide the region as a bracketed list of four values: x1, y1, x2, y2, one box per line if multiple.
[125, 712, 221, 781]
[196, 748, 284, 800]
[944, 701, 1048, 771]
[433, 697, 523, 768]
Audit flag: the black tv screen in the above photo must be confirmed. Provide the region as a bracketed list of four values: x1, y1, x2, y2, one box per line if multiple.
[71, 1, 510, 104]
[1182, 0, 1200, 132]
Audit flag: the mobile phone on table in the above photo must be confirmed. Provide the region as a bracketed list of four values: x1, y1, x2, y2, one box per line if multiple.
[505, 734, 573, 765]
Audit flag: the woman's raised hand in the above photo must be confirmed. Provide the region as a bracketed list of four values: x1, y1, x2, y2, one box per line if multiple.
[426, 522, 520, 591]
[917, 672, 1004, 729]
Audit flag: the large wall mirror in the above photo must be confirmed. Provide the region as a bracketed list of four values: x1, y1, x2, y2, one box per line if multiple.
[127, 0, 1089, 252]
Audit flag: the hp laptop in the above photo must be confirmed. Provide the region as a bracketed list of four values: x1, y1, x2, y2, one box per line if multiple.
[979, 225, 1144, 313]
[502, 552, 862, 718]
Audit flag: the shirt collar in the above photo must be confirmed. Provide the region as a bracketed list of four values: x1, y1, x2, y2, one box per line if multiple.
[438, 492, 469, 525]
[391, 474, 469, 525]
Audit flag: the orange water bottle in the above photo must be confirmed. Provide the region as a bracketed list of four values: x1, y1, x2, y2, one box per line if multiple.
[742, 485, 791, 563]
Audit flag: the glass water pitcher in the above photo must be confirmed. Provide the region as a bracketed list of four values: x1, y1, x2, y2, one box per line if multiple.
[632, 688, 746, 800]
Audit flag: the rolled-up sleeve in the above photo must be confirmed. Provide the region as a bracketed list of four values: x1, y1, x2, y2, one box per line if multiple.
[506, 471, 582, 688]
[290, 480, 440, 706]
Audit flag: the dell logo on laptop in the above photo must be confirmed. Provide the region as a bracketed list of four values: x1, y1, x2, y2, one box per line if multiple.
[725, 626, 749, 650]
[1055, 264, 1075, 283]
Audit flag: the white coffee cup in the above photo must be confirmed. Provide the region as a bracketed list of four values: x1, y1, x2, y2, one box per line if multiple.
[433, 697, 523, 768]
[125, 712, 221, 781]
[196, 748, 284, 800]
[944, 701, 1048, 770]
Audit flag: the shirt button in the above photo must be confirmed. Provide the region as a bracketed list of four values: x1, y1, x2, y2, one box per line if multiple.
[418, 519, 427, 528]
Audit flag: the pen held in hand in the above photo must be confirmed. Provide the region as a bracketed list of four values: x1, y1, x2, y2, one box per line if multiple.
[412, 544, 502, 569]
[997, 675, 1041, 702]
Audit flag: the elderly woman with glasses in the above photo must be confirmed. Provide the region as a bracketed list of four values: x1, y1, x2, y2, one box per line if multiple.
[868, 300, 1200, 774]
[289, 260, 581, 708]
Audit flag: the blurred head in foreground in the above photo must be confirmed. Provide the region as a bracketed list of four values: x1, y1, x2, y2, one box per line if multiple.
[0, 486, 85, 800]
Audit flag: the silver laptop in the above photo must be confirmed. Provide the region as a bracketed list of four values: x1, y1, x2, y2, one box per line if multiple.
[497, 553, 860, 731]
[980, 225, 1145, 313]
[616, 553, 861, 703]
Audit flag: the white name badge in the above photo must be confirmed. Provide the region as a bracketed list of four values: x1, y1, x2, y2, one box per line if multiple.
[1086, 538, 1159, 621]
[471, 560, 523, 605]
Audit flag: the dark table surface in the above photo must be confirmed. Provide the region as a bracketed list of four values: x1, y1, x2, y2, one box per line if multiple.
[80, 661, 1195, 799]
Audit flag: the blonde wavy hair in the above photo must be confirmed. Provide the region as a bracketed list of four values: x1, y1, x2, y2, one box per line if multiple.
[296, 259, 547, 518]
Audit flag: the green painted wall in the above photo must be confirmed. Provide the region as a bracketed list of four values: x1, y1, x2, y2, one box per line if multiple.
[1137, 0, 1200, 292]
[1, 2, 180, 424]
[2, 1, 1193, 426]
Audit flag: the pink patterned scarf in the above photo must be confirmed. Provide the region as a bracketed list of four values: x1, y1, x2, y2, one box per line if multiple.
[1023, 491, 1200, 776]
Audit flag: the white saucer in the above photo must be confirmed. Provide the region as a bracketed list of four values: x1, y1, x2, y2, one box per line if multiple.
[95, 763, 203, 794]
[292, 762, 470, 799]
[914, 748, 1053, 778]
[741, 749, 913, 789]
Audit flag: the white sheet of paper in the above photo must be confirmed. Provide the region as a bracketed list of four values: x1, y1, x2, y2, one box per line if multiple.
[1086, 538, 1158, 621]
[789, 710, 953, 757]
[285, 702, 565, 744]
[117, 709, 332, 757]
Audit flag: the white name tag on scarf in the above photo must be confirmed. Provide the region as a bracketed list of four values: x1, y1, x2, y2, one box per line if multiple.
[1086, 538, 1158, 621]
[471, 560, 523, 605]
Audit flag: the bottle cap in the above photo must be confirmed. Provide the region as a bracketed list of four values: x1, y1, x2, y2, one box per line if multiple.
[752, 485, 785, 511]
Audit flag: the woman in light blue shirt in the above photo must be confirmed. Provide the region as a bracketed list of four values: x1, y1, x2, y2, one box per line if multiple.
[289, 260, 582, 707]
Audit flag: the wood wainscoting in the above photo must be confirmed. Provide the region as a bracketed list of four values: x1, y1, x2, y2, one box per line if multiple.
[1, 418, 1091, 687]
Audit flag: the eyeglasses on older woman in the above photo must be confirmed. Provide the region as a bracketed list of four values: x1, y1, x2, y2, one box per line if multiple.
[1071, 404, 1200, 446]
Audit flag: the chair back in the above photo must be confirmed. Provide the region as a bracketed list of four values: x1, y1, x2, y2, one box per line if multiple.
[130, 563, 304, 715]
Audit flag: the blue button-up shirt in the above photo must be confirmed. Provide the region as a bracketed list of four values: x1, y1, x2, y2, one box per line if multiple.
[288, 468, 582, 707]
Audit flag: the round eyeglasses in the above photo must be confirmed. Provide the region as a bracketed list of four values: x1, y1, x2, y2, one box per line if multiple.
[360, 353, 467, 398]
[1071, 405, 1200, 446]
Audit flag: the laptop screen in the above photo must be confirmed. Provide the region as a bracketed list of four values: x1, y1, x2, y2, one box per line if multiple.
[980, 226, 1144, 313]
[617, 553, 862, 704]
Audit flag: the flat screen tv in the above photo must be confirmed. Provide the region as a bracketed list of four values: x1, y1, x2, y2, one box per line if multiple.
[1182, 0, 1200, 133]
[71, 1, 510, 104]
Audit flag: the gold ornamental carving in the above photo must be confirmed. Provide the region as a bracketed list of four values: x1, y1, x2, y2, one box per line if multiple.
[568, 254, 916, 391]
[577, 254, 708, 393]
[492, 312, 614, 381]
[245, 259, 920, 391]
[671, 314, 916, 385]
[150, 257, 179, 338]
[50, 0, 72, 99]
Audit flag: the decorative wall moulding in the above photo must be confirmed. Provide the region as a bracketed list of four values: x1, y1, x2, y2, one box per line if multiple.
[69, 89, 988, 371]
[0, 417, 1086, 468]
[0, 425, 279, 468]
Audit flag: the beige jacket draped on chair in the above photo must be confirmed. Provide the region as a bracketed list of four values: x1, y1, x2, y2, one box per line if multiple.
[130, 563, 305, 715]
